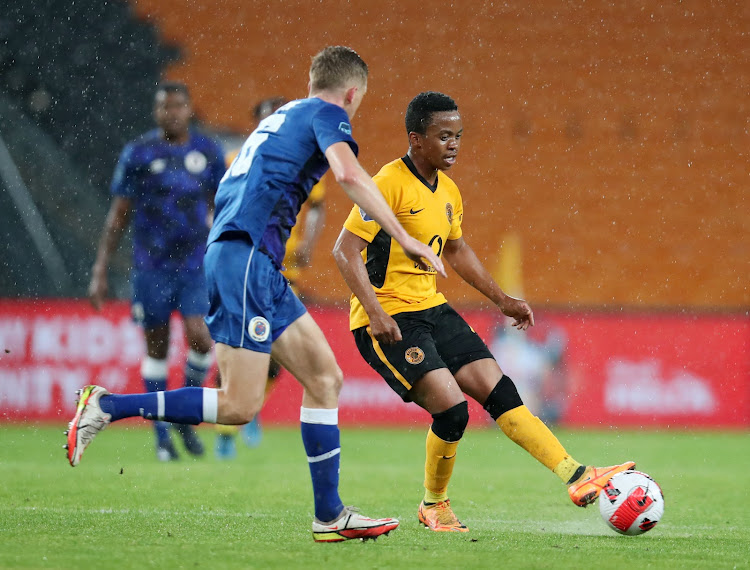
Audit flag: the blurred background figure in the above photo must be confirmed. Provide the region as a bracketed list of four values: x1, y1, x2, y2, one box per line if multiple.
[215, 96, 328, 459]
[88, 82, 226, 461]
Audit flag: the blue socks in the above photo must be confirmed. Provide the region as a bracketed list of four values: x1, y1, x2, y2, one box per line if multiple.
[184, 350, 213, 388]
[300, 407, 344, 523]
[99, 387, 218, 425]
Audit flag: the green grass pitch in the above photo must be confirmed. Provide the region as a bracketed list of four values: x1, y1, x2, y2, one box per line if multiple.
[1, 424, 748, 569]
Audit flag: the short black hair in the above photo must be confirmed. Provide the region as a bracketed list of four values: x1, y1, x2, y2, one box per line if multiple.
[253, 96, 288, 121]
[155, 81, 190, 100]
[405, 91, 458, 135]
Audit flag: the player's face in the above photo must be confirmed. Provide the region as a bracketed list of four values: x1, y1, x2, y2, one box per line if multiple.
[154, 91, 192, 139]
[414, 111, 463, 171]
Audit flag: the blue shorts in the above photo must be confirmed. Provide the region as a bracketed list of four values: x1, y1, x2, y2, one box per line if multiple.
[132, 267, 209, 329]
[204, 237, 307, 353]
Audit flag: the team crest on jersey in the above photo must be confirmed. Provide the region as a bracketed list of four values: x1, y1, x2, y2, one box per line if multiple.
[359, 207, 374, 222]
[405, 346, 425, 365]
[445, 203, 454, 224]
[248, 316, 270, 342]
[184, 150, 208, 174]
[149, 158, 167, 174]
[338, 122, 352, 135]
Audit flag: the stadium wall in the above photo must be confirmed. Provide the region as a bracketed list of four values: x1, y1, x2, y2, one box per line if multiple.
[129, 0, 749, 310]
[1, 299, 747, 429]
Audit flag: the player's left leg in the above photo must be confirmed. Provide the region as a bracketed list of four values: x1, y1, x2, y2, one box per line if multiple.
[143, 325, 179, 461]
[456, 359, 634, 506]
[177, 314, 214, 457]
[271, 311, 399, 542]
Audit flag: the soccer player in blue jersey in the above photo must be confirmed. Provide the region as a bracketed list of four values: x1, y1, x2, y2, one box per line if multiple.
[67, 46, 445, 542]
[87, 82, 225, 461]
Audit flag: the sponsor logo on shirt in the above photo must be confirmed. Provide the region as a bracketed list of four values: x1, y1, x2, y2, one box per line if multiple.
[338, 122, 352, 135]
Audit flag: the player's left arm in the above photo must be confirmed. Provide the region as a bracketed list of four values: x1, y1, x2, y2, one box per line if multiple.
[294, 198, 326, 268]
[443, 237, 535, 330]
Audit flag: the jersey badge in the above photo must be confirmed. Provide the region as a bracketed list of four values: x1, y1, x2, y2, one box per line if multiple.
[184, 150, 208, 174]
[446, 203, 454, 224]
[248, 316, 270, 342]
[405, 346, 425, 365]
[149, 158, 167, 174]
[338, 122, 352, 135]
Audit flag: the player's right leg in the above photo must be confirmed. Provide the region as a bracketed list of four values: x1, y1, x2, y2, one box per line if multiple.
[352, 310, 469, 532]
[271, 312, 399, 542]
[65, 238, 268, 467]
[456, 358, 635, 507]
[135, 268, 180, 462]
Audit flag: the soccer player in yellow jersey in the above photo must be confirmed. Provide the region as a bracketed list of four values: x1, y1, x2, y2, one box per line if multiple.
[215, 97, 329, 458]
[333, 91, 635, 532]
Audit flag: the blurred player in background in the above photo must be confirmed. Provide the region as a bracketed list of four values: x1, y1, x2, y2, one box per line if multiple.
[333, 91, 634, 532]
[88, 82, 225, 461]
[215, 97, 329, 458]
[68, 46, 445, 542]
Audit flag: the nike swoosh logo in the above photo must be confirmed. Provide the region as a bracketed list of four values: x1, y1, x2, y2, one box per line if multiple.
[410, 208, 424, 214]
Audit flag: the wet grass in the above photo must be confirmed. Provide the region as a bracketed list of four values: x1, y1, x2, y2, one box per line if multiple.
[1, 424, 748, 569]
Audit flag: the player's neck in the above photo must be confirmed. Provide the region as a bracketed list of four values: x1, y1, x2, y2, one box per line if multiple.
[309, 90, 347, 112]
[161, 129, 190, 145]
[407, 151, 439, 185]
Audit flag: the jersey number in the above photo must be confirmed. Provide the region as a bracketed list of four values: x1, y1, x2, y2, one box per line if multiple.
[222, 112, 287, 181]
[428, 235, 444, 257]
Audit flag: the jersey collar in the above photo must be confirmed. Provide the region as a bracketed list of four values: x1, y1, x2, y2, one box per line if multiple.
[402, 155, 438, 193]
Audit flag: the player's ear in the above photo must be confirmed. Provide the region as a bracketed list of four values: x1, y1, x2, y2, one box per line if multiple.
[408, 131, 421, 148]
[344, 85, 358, 105]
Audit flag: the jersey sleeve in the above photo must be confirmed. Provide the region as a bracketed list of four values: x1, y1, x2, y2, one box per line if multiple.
[110, 143, 137, 198]
[312, 105, 359, 157]
[343, 169, 401, 243]
[448, 183, 464, 241]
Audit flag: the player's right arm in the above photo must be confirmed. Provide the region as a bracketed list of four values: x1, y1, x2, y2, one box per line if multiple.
[89, 196, 131, 310]
[332, 228, 402, 344]
[324, 142, 446, 278]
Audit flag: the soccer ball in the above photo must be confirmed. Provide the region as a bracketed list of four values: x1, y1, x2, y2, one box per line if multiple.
[598, 470, 664, 536]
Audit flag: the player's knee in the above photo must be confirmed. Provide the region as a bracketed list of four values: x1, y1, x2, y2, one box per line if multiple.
[483, 375, 524, 421]
[217, 388, 263, 424]
[431, 400, 469, 442]
[222, 400, 262, 425]
[307, 364, 344, 398]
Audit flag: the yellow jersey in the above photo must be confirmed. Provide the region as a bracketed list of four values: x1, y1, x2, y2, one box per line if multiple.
[343, 155, 463, 330]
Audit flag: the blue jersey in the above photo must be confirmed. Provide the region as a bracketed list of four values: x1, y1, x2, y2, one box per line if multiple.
[111, 129, 225, 271]
[208, 98, 357, 267]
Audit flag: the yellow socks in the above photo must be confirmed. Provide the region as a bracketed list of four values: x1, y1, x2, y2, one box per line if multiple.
[215, 424, 239, 436]
[553, 456, 587, 485]
[496, 405, 583, 483]
[424, 428, 459, 504]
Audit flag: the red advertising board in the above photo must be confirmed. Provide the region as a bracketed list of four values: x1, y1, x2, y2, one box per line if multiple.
[0, 299, 748, 428]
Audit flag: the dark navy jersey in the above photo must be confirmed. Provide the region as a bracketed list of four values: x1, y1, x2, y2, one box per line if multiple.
[208, 98, 357, 266]
[111, 129, 225, 271]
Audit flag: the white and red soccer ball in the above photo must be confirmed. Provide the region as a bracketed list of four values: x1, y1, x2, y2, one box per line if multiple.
[599, 470, 664, 536]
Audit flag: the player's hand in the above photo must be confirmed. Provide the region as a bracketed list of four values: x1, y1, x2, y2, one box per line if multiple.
[88, 269, 108, 311]
[289, 247, 311, 269]
[499, 296, 535, 330]
[368, 311, 402, 345]
[401, 236, 447, 278]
